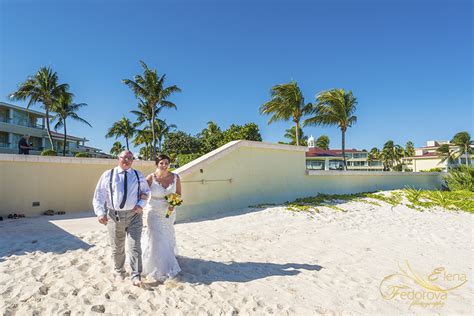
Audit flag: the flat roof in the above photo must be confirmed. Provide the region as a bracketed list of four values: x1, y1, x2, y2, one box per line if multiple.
[0, 102, 47, 117]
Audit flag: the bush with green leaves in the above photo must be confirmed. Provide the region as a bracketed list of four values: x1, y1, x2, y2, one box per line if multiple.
[75, 152, 90, 158]
[41, 149, 57, 156]
[420, 168, 443, 172]
[176, 153, 202, 167]
[444, 165, 474, 191]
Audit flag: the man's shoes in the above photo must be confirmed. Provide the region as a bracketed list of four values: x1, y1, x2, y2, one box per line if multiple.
[114, 272, 126, 282]
[132, 278, 142, 287]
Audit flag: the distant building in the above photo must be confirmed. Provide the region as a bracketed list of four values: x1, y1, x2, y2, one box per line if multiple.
[0, 102, 111, 158]
[402, 140, 472, 172]
[305, 135, 384, 171]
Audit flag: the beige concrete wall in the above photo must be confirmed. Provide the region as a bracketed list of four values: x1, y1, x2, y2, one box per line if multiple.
[0, 141, 445, 221]
[412, 157, 446, 172]
[0, 154, 156, 217]
[174, 141, 444, 222]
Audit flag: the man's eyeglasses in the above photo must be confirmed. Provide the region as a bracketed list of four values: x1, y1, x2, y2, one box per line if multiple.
[119, 156, 134, 162]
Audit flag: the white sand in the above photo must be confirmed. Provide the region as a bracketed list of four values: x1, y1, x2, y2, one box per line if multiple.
[0, 193, 472, 315]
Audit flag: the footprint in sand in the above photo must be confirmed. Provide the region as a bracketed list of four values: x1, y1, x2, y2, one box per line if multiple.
[76, 263, 89, 272]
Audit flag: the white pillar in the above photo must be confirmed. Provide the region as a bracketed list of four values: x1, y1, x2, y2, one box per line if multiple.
[7, 133, 13, 148]
[8, 108, 13, 122]
[325, 158, 330, 170]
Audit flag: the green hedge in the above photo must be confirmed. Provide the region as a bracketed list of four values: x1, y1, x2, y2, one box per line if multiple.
[41, 149, 57, 156]
[176, 153, 202, 167]
[444, 165, 474, 191]
[75, 152, 90, 158]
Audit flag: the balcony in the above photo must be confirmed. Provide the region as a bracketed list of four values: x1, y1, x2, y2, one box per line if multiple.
[0, 117, 45, 129]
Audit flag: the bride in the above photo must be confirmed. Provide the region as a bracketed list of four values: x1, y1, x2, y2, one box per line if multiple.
[141, 154, 182, 281]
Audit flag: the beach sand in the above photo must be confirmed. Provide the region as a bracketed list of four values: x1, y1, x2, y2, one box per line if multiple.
[0, 192, 472, 315]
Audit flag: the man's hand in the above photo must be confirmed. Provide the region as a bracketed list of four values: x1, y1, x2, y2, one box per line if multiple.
[133, 205, 143, 214]
[98, 215, 108, 225]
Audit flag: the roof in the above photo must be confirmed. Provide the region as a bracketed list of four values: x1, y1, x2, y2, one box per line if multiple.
[50, 131, 88, 142]
[306, 147, 362, 157]
[0, 102, 47, 117]
[404, 152, 441, 159]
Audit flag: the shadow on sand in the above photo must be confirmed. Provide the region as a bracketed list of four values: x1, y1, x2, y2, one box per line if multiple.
[172, 256, 322, 285]
[0, 213, 93, 262]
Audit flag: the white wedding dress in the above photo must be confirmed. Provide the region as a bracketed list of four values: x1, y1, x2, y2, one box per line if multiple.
[141, 173, 181, 281]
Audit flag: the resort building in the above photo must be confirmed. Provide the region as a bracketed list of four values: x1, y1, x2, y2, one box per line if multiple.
[402, 140, 473, 172]
[0, 102, 110, 158]
[305, 135, 384, 171]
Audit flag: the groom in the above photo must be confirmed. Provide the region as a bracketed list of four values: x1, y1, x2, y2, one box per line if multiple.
[92, 150, 150, 286]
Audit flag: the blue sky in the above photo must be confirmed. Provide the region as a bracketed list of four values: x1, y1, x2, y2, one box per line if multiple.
[0, 0, 472, 153]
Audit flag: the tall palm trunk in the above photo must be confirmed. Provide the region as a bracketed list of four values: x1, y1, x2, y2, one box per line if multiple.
[341, 129, 347, 170]
[125, 138, 129, 150]
[295, 121, 300, 146]
[151, 108, 157, 159]
[465, 145, 469, 166]
[45, 108, 55, 151]
[63, 119, 67, 156]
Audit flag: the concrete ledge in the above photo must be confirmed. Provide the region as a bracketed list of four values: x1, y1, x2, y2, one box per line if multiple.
[175, 140, 308, 177]
[0, 153, 155, 167]
[306, 170, 446, 176]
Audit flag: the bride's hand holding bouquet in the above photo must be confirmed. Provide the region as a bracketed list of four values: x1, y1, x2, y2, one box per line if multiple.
[165, 193, 183, 218]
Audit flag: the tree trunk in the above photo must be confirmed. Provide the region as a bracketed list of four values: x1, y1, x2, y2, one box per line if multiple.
[295, 122, 300, 146]
[63, 119, 67, 156]
[342, 130, 347, 170]
[126, 138, 129, 150]
[151, 107, 156, 159]
[45, 108, 55, 151]
[466, 145, 469, 166]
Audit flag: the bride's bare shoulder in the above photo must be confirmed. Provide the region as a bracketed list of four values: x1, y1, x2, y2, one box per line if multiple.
[146, 173, 154, 185]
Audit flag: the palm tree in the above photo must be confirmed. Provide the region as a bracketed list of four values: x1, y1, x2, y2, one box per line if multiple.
[284, 126, 308, 146]
[380, 140, 404, 171]
[51, 93, 91, 156]
[436, 144, 456, 165]
[134, 128, 153, 160]
[405, 141, 415, 157]
[154, 119, 177, 152]
[123, 61, 181, 158]
[106, 117, 136, 150]
[304, 89, 357, 170]
[260, 81, 312, 146]
[110, 141, 125, 157]
[368, 147, 380, 161]
[451, 131, 473, 166]
[200, 121, 222, 139]
[316, 135, 330, 150]
[9, 66, 71, 151]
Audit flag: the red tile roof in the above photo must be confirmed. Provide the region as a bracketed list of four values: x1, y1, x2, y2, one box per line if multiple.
[306, 147, 362, 157]
[50, 131, 88, 142]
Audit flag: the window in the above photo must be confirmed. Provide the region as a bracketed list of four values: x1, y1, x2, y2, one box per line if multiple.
[329, 160, 344, 170]
[306, 160, 325, 170]
[369, 161, 383, 166]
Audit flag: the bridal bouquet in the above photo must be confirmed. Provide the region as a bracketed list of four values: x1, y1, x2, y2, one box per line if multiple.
[165, 193, 183, 218]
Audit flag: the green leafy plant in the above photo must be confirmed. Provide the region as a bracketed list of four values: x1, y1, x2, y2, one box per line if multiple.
[41, 149, 57, 156]
[444, 165, 474, 191]
[75, 152, 90, 158]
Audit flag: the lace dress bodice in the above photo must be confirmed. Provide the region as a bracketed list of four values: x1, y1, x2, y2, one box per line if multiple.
[147, 173, 178, 212]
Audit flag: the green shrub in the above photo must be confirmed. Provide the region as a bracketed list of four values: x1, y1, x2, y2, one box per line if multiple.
[41, 149, 57, 156]
[176, 153, 202, 167]
[420, 167, 443, 172]
[75, 152, 90, 158]
[444, 165, 474, 191]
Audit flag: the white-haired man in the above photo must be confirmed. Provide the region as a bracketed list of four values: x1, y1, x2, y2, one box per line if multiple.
[92, 150, 150, 286]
